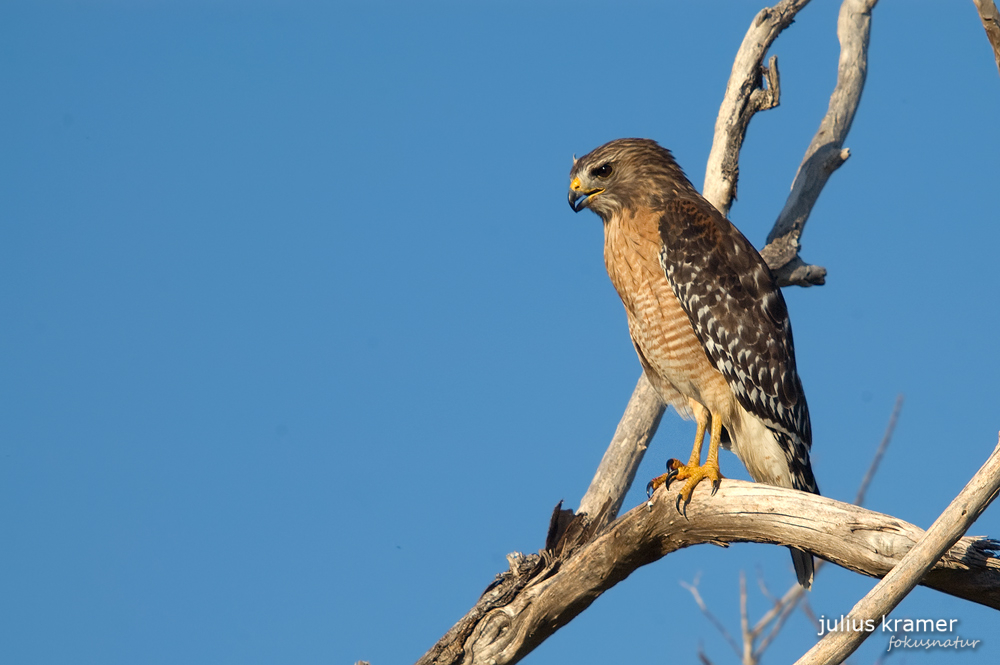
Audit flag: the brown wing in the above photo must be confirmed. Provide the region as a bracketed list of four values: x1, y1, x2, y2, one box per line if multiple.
[656, 197, 814, 487]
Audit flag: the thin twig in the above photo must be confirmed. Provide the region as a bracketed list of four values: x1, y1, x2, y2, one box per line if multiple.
[755, 567, 774, 602]
[681, 575, 744, 658]
[854, 394, 903, 507]
[752, 578, 791, 634]
[739, 572, 753, 665]
[755, 587, 806, 658]
[799, 596, 822, 634]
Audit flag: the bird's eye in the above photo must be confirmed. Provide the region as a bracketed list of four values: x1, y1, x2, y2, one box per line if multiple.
[592, 163, 613, 178]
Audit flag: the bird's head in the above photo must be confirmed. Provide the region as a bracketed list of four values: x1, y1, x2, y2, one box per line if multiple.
[567, 138, 690, 219]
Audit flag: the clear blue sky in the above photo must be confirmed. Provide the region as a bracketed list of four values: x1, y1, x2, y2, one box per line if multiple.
[2, 2, 999, 664]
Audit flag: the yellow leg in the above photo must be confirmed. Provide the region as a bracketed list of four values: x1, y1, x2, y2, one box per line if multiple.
[646, 403, 725, 514]
[685, 402, 709, 469]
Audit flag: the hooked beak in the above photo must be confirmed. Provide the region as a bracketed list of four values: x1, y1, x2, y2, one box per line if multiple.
[568, 176, 603, 213]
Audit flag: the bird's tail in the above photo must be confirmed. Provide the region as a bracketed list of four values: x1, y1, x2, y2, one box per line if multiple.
[764, 429, 817, 589]
[790, 547, 814, 589]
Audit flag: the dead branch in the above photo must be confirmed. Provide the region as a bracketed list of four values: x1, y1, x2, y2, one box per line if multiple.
[761, 0, 878, 287]
[417, 467, 1000, 665]
[739, 573, 752, 665]
[853, 394, 903, 506]
[795, 436, 1000, 665]
[577, 373, 664, 530]
[704, 0, 812, 217]
[420, 2, 885, 663]
[752, 582, 803, 660]
[974, 0, 1000, 77]
[681, 574, 742, 658]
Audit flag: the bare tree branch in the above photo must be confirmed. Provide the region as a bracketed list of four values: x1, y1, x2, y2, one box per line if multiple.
[577, 373, 664, 528]
[761, 0, 878, 287]
[704, 0, 813, 216]
[739, 573, 753, 665]
[799, 596, 822, 634]
[853, 394, 903, 507]
[417, 469, 1000, 665]
[753, 584, 804, 659]
[974, 0, 1000, 77]
[680, 574, 743, 658]
[795, 436, 1000, 665]
[420, 3, 886, 663]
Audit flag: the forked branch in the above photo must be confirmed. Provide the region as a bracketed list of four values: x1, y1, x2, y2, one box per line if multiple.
[795, 436, 1000, 664]
[762, 0, 878, 287]
[419, 2, 897, 663]
[417, 466, 1000, 665]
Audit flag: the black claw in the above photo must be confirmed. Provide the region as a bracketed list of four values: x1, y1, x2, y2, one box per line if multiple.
[711, 478, 721, 496]
[675, 493, 688, 518]
[663, 459, 681, 490]
[645, 480, 655, 499]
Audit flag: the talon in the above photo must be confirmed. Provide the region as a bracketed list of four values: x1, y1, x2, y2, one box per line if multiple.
[675, 493, 688, 518]
[664, 458, 681, 489]
[645, 470, 673, 498]
[646, 406, 725, 515]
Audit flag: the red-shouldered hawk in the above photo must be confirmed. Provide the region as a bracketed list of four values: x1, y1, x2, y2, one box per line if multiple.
[568, 138, 818, 588]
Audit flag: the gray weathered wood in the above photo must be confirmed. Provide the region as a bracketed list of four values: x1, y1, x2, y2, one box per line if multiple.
[703, 0, 812, 217]
[974, 0, 1000, 77]
[577, 373, 664, 528]
[795, 436, 1000, 665]
[416, 472, 1000, 665]
[762, 0, 877, 287]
